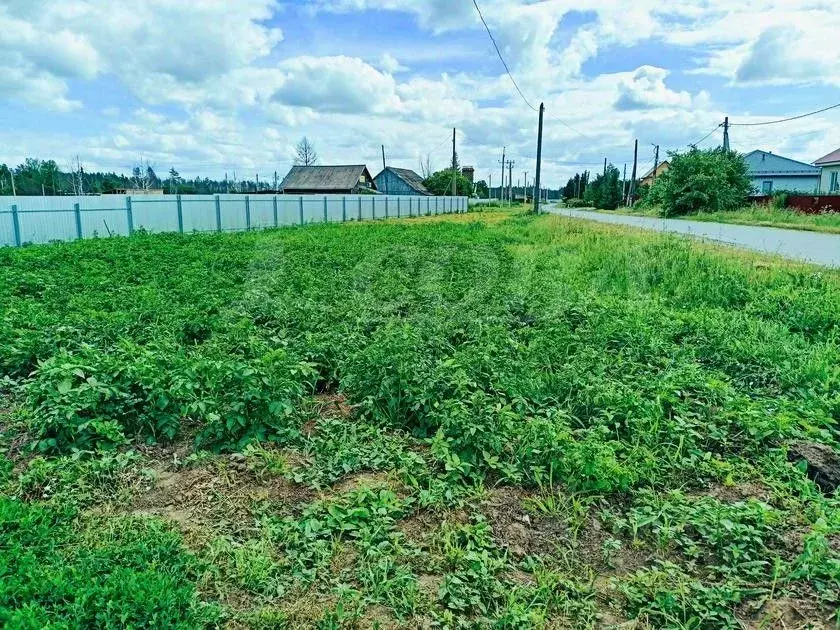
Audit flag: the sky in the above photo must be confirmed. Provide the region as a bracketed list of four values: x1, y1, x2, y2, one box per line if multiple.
[1, 0, 839, 189]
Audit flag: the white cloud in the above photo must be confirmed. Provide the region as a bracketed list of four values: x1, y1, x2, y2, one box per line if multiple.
[615, 66, 699, 111]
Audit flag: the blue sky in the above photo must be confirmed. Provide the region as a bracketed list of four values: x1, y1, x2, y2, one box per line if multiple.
[1, 0, 839, 187]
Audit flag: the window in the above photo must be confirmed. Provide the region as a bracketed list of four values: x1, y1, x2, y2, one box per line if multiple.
[831, 171, 839, 193]
[762, 180, 773, 194]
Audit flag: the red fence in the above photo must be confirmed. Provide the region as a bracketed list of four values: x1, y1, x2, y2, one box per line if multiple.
[752, 195, 840, 214]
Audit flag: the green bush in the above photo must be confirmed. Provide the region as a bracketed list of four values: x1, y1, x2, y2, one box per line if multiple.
[564, 198, 589, 208]
[650, 148, 752, 217]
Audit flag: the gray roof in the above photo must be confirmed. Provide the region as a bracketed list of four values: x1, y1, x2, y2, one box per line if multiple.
[280, 165, 372, 191]
[744, 150, 820, 176]
[815, 148, 840, 166]
[376, 167, 431, 195]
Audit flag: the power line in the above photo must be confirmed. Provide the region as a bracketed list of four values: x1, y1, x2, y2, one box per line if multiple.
[730, 102, 840, 127]
[472, 0, 537, 112]
[691, 123, 723, 148]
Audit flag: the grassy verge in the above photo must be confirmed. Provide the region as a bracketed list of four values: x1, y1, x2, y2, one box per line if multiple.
[1, 210, 839, 627]
[572, 203, 840, 234]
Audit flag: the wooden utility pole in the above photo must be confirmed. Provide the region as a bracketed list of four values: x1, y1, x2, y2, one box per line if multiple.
[533, 102, 544, 213]
[489, 174, 492, 200]
[507, 159, 515, 207]
[451, 128, 457, 197]
[652, 145, 660, 183]
[274, 171, 278, 191]
[723, 117, 730, 152]
[381, 145, 388, 194]
[622, 163, 627, 201]
[627, 139, 639, 207]
[500, 147, 506, 203]
[603, 157, 607, 177]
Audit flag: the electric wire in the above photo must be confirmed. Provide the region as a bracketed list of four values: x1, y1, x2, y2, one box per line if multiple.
[730, 102, 840, 126]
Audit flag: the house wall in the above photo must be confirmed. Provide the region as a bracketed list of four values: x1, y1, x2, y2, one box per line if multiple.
[819, 165, 840, 193]
[749, 175, 819, 195]
[373, 170, 419, 195]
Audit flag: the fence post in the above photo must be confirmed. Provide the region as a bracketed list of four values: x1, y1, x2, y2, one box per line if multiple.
[245, 195, 251, 231]
[372, 197, 376, 220]
[342, 196, 347, 222]
[323, 196, 328, 223]
[126, 196, 134, 235]
[397, 197, 401, 218]
[299, 196, 304, 225]
[385, 196, 389, 219]
[435, 197, 438, 215]
[358, 196, 362, 221]
[273, 195, 279, 228]
[176, 194, 184, 233]
[73, 203, 83, 240]
[215, 195, 222, 233]
[11, 204, 20, 247]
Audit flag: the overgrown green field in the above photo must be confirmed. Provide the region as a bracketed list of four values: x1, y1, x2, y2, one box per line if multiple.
[1, 210, 839, 628]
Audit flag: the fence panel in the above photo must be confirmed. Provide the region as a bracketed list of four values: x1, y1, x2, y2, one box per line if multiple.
[132, 197, 180, 234]
[1, 194, 469, 247]
[178, 196, 218, 233]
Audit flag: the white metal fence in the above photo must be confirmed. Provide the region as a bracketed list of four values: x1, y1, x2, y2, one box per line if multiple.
[0, 194, 469, 247]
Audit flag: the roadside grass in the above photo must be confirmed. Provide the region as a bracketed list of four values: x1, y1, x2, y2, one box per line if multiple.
[581, 202, 840, 234]
[1, 209, 839, 627]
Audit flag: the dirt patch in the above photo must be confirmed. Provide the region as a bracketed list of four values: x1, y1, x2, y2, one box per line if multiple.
[129, 455, 315, 541]
[481, 486, 567, 559]
[313, 393, 355, 420]
[334, 471, 393, 494]
[689, 481, 772, 504]
[789, 441, 840, 494]
[398, 508, 469, 547]
[737, 595, 835, 629]
[417, 573, 444, 600]
[357, 604, 400, 629]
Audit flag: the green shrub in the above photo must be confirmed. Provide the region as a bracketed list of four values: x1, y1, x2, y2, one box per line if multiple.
[564, 198, 589, 208]
[652, 148, 752, 217]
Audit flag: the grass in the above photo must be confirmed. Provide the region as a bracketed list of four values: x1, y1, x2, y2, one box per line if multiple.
[1, 209, 839, 627]
[574, 202, 840, 234]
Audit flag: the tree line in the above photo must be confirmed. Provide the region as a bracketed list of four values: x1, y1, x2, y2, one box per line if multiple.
[0, 159, 287, 196]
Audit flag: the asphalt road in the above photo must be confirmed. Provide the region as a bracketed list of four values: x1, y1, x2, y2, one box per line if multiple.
[549, 207, 840, 268]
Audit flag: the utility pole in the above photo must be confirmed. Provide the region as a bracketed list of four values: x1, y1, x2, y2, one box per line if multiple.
[652, 145, 660, 183]
[524, 172, 528, 202]
[382, 145, 388, 194]
[622, 163, 627, 201]
[500, 147, 506, 203]
[627, 139, 639, 207]
[507, 159, 515, 207]
[723, 117, 730, 152]
[10, 170, 16, 196]
[534, 103, 544, 213]
[489, 174, 492, 200]
[274, 171, 278, 191]
[603, 157, 607, 177]
[451, 128, 457, 197]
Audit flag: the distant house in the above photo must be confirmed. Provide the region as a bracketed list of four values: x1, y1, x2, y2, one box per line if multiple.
[111, 188, 165, 195]
[373, 167, 431, 196]
[639, 161, 670, 188]
[279, 165, 376, 195]
[815, 148, 840, 194]
[744, 150, 820, 195]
